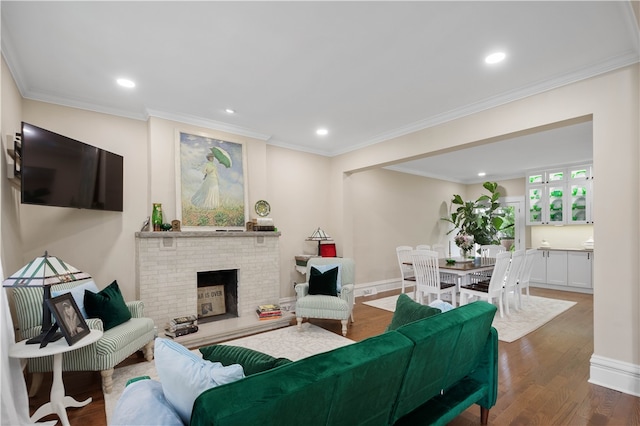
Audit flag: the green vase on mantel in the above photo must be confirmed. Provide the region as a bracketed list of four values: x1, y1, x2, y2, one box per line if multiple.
[152, 203, 163, 232]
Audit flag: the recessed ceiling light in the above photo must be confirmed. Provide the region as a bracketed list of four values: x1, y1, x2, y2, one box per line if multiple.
[225, 108, 236, 114]
[116, 78, 135, 88]
[316, 128, 329, 136]
[478, 172, 486, 177]
[485, 52, 506, 64]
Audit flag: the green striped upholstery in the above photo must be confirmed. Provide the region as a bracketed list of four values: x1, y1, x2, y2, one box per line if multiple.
[295, 258, 356, 336]
[12, 281, 155, 392]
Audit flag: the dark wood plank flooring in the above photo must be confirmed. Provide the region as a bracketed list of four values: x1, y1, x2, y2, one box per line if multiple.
[25, 288, 639, 425]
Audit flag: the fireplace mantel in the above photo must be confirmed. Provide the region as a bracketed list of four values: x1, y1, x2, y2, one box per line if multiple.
[135, 230, 284, 346]
[135, 231, 281, 238]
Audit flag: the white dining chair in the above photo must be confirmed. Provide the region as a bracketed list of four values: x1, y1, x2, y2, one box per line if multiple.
[411, 249, 456, 307]
[502, 250, 525, 315]
[396, 246, 416, 295]
[415, 244, 431, 250]
[517, 248, 538, 307]
[459, 251, 511, 318]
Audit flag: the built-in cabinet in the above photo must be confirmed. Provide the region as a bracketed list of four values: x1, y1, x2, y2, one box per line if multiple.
[526, 164, 594, 225]
[531, 249, 593, 293]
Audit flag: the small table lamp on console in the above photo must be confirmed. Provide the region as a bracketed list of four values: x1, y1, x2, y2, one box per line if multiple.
[2, 251, 91, 346]
[306, 227, 333, 256]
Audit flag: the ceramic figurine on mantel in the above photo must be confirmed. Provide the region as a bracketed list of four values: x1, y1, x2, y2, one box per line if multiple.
[152, 203, 163, 231]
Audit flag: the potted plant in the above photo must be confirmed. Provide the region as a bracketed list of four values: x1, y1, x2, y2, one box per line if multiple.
[441, 182, 506, 256]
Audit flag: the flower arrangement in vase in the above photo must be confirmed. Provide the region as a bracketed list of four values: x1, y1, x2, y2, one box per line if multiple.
[454, 233, 474, 259]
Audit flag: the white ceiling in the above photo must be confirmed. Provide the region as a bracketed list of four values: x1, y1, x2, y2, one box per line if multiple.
[1, 2, 638, 183]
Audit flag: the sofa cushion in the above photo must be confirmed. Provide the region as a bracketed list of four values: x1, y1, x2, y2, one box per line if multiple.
[199, 344, 292, 376]
[386, 293, 441, 331]
[111, 378, 183, 426]
[308, 266, 339, 296]
[155, 338, 245, 424]
[83, 280, 131, 330]
[51, 280, 98, 319]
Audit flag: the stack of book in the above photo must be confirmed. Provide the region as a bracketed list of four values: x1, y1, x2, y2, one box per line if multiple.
[165, 315, 198, 338]
[256, 304, 282, 320]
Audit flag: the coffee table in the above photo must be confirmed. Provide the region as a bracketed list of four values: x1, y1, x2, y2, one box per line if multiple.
[9, 329, 103, 426]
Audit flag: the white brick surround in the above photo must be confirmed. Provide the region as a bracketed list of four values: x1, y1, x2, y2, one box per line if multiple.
[135, 231, 285, 344]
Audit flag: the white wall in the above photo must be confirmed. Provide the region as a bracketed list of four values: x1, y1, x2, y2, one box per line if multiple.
[18, 101, 148, 301]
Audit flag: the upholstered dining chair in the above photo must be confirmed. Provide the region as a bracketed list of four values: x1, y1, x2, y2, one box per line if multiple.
[396, 246, 416, 295]
[459, 251, 511, 318]
[517, 248, 538, 307]
[502, 250, 526, 315]
[12, 280, 155, 394]
[411, 249, 456, 307]
[295, 257, 355, 336]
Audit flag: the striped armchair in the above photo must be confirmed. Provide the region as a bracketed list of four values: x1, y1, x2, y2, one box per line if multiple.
[295, 257, 355, 336]
[12, 280, 155, 394]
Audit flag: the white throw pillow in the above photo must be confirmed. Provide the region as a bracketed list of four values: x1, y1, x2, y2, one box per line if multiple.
[428, 299, 455, 313]
[155, 338, 245, 424]
[310, 264, 343, 291]
[51, 280, 99, 319]
[111, 379, 183, 426]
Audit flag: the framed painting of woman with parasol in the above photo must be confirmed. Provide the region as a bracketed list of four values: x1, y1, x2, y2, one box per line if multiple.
[176, 131, 248, 229]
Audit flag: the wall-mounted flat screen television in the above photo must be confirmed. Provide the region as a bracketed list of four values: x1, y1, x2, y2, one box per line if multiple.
[20, 122, 124, 212]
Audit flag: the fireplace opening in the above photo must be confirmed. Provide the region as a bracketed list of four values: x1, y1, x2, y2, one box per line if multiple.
[197, 269, 238, 323]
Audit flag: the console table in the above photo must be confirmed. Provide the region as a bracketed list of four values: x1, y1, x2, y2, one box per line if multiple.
[9, 329, 103, 426]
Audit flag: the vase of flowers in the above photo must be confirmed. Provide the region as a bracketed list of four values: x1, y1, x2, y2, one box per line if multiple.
[454, 233, 474, 259]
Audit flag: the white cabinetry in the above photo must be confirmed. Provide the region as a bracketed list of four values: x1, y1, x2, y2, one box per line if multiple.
[530, 249, 593, 293]
[567, 251, 593, 289]
[526, 164, 593, 226]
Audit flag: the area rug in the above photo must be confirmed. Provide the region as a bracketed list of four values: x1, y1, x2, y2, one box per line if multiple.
[363, 294, 577, 343]
[104, 323, 354, 423]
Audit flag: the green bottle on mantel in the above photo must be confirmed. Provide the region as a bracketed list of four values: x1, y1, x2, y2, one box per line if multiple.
[152, 203, 163, 231]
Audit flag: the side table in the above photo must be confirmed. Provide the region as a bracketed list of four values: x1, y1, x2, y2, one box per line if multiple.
[9, 329, 103, 426]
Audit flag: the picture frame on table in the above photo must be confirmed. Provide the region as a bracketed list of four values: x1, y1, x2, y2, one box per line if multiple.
[175, 130, 249, 230]
[46, 293, 90, 345]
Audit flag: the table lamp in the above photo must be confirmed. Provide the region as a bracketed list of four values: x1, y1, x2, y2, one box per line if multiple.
[2, 251, 91, 345]
[306, 227, 332, 256]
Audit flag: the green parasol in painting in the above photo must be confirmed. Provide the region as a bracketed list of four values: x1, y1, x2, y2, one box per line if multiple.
[210, 146, 232, 168]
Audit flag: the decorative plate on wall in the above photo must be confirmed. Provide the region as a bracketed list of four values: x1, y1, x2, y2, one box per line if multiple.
[255, 200, 271, 217]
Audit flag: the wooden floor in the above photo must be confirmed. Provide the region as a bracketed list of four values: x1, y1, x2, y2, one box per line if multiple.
[27, 287, 639, 425]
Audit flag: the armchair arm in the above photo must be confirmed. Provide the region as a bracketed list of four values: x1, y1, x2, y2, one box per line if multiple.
[85, 318, 104, 332]
[126, 300, 145, 318]
[295, 283, 310, 298]
[339, 284, 355, 305]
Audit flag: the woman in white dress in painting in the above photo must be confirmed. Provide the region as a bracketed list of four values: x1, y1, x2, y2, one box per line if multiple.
[191, 152, 220, 209]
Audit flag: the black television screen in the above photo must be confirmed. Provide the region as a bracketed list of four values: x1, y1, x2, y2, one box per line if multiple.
[20, 122, 124, 212]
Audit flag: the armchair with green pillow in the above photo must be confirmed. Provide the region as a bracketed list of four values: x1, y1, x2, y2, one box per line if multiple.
[12, 279, 155, 394]
[295, 257, 355, 336]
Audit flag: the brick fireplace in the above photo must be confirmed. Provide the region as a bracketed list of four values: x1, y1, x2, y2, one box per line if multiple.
[135, 231, 287, 346]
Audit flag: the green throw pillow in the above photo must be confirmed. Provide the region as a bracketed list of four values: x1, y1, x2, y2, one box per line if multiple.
[308, 266, 339, 296]
[199, 344, 292, 376]
[84, 280, 132, 330]
[386, 293, 441, 331]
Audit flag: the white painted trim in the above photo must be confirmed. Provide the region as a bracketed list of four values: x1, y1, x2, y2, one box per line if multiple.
[589, 354, 640, 397]
[354, 279, 402, 298]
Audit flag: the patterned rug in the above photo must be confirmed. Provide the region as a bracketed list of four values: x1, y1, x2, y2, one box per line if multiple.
[363, 294, 577, 343]
[104, 323, 354, 423]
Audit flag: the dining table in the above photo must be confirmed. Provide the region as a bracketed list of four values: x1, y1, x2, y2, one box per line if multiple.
[404, 258, 496, 287]
[438, 258, 496, 287]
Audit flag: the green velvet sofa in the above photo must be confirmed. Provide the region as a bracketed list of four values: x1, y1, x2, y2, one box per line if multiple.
[190, 301, 498, 426]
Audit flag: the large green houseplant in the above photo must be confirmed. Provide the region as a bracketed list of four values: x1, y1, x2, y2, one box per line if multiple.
[441, 182, 507, 256]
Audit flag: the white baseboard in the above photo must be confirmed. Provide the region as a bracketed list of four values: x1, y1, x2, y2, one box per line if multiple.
[354, 279, 402, 298]
[589, 354, 640, 397]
